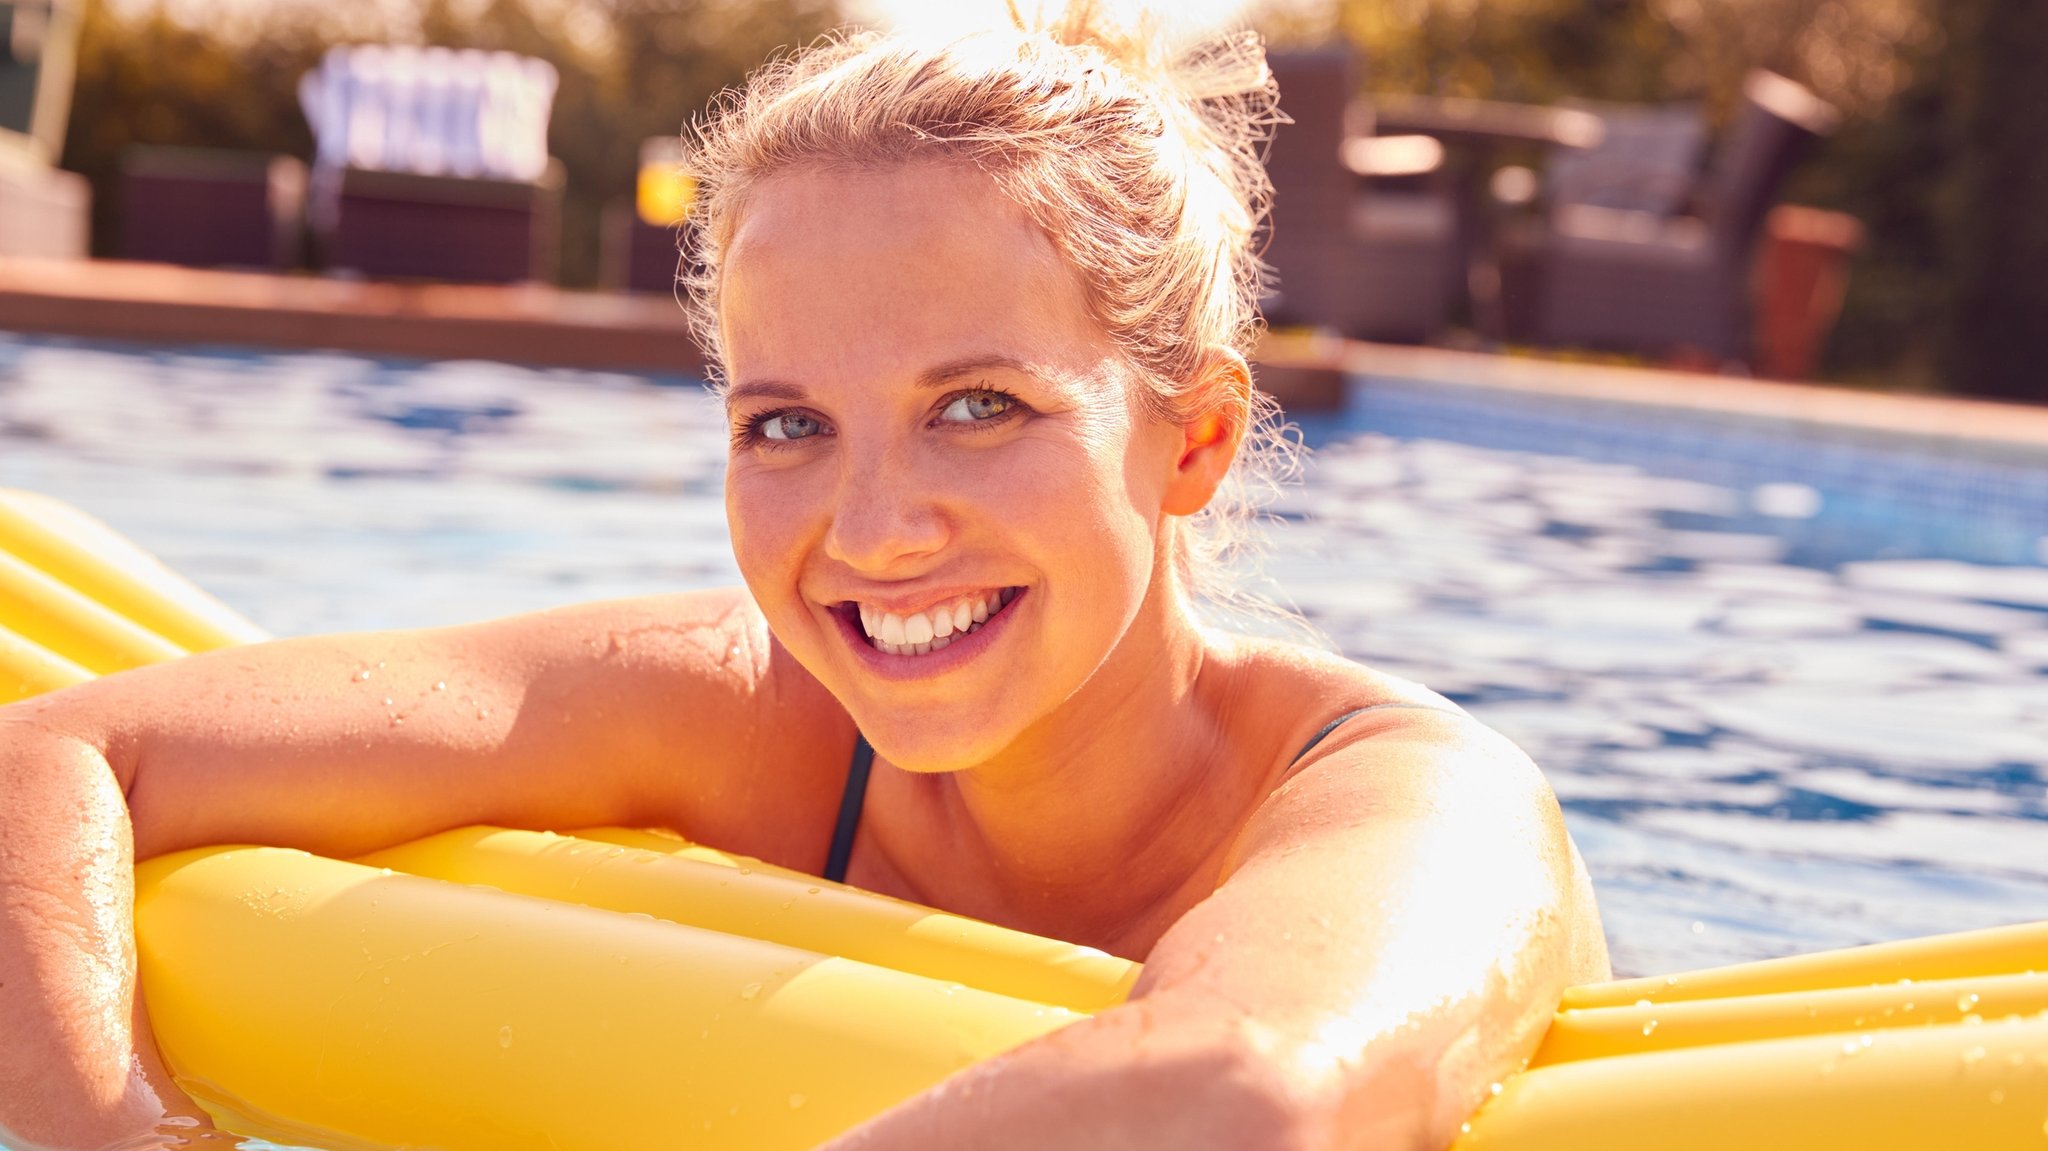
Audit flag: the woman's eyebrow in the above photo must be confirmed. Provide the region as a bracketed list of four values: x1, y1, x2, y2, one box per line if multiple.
[915, 354, 1048, 389]
[729, 356, 1048, 406]
[724, 380, 807, 405]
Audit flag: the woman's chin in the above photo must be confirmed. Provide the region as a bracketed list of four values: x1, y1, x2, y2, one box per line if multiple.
[852, 718, 1018, 774]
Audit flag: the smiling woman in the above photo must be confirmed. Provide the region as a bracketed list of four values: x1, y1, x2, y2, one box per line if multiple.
[0, 6, 1606, 1151]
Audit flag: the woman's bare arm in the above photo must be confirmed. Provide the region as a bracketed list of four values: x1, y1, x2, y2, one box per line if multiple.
[823, 708, 1608, 1151]
[0, 589, 783, 1149]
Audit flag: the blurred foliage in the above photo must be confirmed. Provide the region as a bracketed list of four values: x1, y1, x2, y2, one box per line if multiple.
[1251, 0, 2037, 395]
[60, 0, 840, 285]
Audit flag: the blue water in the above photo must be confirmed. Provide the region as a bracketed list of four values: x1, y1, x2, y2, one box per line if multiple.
[3, 331, 2044, 980]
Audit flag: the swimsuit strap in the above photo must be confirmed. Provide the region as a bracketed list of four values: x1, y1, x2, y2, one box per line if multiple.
[1288, 702, 1459, 768]
[825, 703, 1453, 882]
[823, 732, 875, 884]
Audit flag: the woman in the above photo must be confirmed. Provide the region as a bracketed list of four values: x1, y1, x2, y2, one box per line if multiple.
[0, 10, 1608, 1150]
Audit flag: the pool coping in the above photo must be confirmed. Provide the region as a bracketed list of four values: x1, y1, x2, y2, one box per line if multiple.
[1260, 335, 2048, 466]
[0, 256, 711, 376]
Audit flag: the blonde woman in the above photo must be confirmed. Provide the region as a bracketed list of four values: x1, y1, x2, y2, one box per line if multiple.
[0, 9, 1608, 1150]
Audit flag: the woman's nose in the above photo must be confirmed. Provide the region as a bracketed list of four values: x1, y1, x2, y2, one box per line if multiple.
[822, 446, 950, 574]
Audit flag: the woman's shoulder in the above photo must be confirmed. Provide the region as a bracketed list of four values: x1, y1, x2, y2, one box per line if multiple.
[1205, 629, 1468, 761]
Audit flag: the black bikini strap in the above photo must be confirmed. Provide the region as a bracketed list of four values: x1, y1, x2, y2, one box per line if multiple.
[1288, 703, 1459, 768]
[823, 733, 874, 884]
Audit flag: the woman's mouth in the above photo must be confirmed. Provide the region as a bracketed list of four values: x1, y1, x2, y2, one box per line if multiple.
[842, 587, 1022, 657]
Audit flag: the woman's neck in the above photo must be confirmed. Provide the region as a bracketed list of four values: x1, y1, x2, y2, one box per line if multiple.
[862, 578, 1260, 947]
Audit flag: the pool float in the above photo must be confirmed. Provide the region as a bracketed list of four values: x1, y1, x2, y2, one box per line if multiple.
[3, 488, 2045, 1150]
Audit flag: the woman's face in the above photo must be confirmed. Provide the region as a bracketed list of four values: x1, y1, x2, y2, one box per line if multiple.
[719, 159, 1191, 770]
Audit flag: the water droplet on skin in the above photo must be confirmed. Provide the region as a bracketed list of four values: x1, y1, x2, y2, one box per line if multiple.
[780, 900, 792, 911]
[382, 697, 393, 707]
[740, 982, 762, 1000]
[1959, 993, 1981, 1013]
[353, 670, 371, 682]
[738, 867, 752, 876]
[1962, 1046, 1986, 1065]
[807, 886, 820, 895]
[498, 1026, 514, 1049]
[382, 975, 390, 984]
[1642, 1020, 1659, 1036]
[1489, 1082, 1503, 1097]
[433, 681, 446, 692]
[1634, 998, 1653, 1009]
[1460, 1123, 1471, 1136]
[1988, 1089, 2005, 1105]
[788, 1093, 807, 1110]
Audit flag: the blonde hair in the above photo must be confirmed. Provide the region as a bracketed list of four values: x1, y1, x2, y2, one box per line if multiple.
[681, 3, 1300, 619]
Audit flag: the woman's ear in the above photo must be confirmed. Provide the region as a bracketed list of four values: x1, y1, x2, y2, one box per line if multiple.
[1161, 348, 1252, 517]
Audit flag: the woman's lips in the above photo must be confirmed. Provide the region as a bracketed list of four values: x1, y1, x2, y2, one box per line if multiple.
[829, 587, 1025, 679]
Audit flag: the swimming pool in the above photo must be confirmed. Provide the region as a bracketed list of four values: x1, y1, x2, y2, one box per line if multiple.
[2, 331, 2043, 979]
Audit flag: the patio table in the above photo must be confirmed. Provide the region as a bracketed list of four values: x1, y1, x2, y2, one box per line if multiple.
[1360, 94, 1605, 338]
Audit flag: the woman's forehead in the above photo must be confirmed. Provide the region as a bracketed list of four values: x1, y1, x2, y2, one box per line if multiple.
[718, 160, 1108, 387]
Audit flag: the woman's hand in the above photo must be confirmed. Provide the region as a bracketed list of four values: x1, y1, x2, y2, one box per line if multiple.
[822, 707, 1608, 1151]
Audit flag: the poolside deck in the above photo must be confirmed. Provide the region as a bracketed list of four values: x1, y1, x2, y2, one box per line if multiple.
[5, 256, 2048, 457]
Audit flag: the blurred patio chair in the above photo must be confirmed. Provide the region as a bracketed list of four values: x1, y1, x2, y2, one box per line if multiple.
[1542, 99, 1707, 217]
[118, 146, 306, 270]
[1499, 71, 1839, 366]
[0, 0, 89, 259]
[1263, 50, 1460, 343]
[299, 45, 563, 283]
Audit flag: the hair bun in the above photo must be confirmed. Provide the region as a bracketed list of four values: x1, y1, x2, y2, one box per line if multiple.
[1010, 0, 1274, 105]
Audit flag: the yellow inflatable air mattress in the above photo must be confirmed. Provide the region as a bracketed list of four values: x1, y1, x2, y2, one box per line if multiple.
[3, 488, 2044, 1150]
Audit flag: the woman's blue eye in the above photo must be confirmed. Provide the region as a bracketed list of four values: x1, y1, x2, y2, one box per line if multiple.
[760, 412, 826, 441]
[939, 391, 1015, 423]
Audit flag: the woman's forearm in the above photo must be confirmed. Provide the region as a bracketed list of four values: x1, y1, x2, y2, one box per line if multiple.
[821, 990, 1332, 1151]
[0, 712, 169, 1149]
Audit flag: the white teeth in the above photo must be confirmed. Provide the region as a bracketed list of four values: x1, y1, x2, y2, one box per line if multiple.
[904, 612, 934, 645]
[855, 589, 1019, 658]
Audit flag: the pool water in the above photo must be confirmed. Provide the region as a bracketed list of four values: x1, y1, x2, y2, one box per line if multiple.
[2, 332, 2044, 979]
